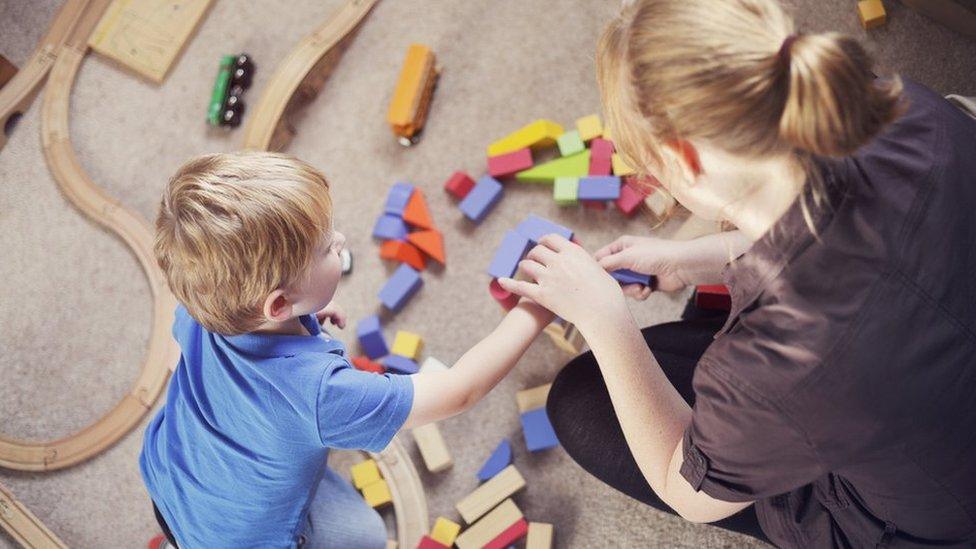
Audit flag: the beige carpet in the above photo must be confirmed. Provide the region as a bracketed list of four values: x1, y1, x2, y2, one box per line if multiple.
[1, 0, 974, 547]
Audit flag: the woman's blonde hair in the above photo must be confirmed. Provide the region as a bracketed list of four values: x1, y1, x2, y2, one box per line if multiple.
[599, 0, 903, 221]
[155, 151, 333, 335]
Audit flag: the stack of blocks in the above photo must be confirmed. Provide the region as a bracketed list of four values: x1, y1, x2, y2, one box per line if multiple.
[411, 357, 454, 473]
[516, 384, 559, 452]
[350, 459, 392, 508]
[418, 517, 462, 548]
[453, 466, 528, 547]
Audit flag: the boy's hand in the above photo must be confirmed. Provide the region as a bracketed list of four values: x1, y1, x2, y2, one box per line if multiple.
[315, 303, 347, 329]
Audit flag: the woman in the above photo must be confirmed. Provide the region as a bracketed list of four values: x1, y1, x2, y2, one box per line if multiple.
[497, 0, 976, 546]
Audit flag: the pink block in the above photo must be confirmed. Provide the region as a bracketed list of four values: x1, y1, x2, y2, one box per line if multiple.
[445, 171, 476, 200]
[484, 518, 529, 549]
[616, 178, 650, 216]
[588, 156, 612, 176]
[583, 200, 607, 210]
[489, 278, 519, 311]
[590, 138, 615, 160]
[488, 148, 533, 178]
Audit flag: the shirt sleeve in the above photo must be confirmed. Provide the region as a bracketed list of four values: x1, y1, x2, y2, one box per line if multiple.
[316, 360, 414, 452]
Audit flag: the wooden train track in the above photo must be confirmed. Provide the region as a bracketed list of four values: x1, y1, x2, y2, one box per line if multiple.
[371, 438, 429, 548]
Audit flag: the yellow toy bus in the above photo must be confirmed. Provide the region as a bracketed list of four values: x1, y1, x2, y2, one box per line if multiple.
[387, 44, 439, 146]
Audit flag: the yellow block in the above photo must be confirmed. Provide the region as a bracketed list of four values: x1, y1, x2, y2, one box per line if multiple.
[391, 331, 423, 359]
[362, 478, 393, 508]
[575, 114, 603, 142]
[487, 119, 564, 156]
[351, 459, 382, 489]
[431, 516, 462, 546]
[612, 153, 635, 176]
[857, 0, 886, 29]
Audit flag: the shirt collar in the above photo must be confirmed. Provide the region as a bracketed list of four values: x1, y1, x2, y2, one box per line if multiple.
[221, 314, 344, 359]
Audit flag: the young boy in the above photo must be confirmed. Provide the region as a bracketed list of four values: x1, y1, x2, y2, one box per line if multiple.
[140, 151, 553, 548]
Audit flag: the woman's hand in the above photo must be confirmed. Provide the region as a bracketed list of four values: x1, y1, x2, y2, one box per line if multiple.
[497, 235, 629, 331]
[315, 302, 347, 329]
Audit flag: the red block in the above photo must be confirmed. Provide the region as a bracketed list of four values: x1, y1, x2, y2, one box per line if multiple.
[488, 148, 533, 178]
[352, 356, 386, 374]
[695, 285, 732, 311]
[484, 518, 529, 549]
[616, 178, 650, 216]
[583, 200, 607, 210]
[489, 278, 519, 311]
[588, 156, 612, 176]
[444, 171, 476, 199]
[416, 535, 449, 549]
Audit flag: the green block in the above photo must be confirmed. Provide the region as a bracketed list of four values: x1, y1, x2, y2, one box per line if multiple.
[553, 177, 579, 206]
[516, 150, 591, 183]
[557, 130, 585, 157]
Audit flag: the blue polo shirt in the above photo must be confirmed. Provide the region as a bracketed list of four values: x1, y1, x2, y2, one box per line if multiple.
[140, 306, 413, 548]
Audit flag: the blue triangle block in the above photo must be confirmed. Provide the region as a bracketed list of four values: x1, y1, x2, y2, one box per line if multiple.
[520, 408, 559, 452]
[476, 439, 513, 482]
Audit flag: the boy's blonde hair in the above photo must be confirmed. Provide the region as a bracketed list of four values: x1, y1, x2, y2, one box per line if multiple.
[599, 0, 903, 220]
[155, 151, 333, 335]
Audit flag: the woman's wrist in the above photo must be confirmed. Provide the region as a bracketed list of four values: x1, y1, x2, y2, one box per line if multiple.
[576, 300, 635, 340]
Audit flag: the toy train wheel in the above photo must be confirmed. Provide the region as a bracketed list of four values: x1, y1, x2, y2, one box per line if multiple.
[231, 54, 255, 89]
[223, 102, 245, 127]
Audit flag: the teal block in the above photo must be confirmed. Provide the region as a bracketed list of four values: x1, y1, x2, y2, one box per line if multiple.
[557, 130, 585, 157]
[553, 177, 579, 206]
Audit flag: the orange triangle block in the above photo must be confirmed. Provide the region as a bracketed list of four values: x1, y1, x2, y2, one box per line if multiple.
[380, 240, 426, 271]
[403, 189, 434, 229]
[407, 229, 445, 264]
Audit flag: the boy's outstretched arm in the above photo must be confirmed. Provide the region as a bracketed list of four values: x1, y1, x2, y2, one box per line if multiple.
[401, 300, 553, 429]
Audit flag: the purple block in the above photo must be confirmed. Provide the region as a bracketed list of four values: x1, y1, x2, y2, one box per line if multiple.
[379, 264, 423, 312]
[578, 176, 621, 201]
[610, 269, 652, 287]
[487, 230, 532, 279]
[477, 439, 512, 481]
[383, 354, 419, 374]
[515, 214, 574, 243]
[384, 182, 415, 216]
[372, 214, 408, 240]
[459, 176, 504, 223]
[520, 407, 559, 452]
[355, 315, 388, 359]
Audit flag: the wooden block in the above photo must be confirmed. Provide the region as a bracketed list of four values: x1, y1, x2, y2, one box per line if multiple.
[356, 315, 389, 359]
[430, 517, 462, 546]
[412, 422, 453, 473]
[444, 171, 476, 200]
[576, 114, 603, 142]
[407, 229, 446, 264]
[387, 44, 438, 138]
[516, 151, 590, 183]
[458, 176, 504, 223]
[553, 177, 580, 206]
[477, 439, 512, 481]
[417, 535, 449, 549]
[516, 384, 552, 413]
[362, 478, 393, 508]
[386, 540, 398, 549]
[89, 0, 213, 83]
[612, 153, 635, 176]
[456, 465, 526, 523]
[489, 278, 519, 311]
[487, 119, 564, 156]
[0, 54, 17, 90]
[383, 355, 420, 374]
[380, 240, 426, 271]
[858, 0, 886, 29]
[403, 189, 434, 229]
[557, 130, 585, 156]
[521, 408, 559, 452]
[391, 331, 423, 359]
[544, 321, 584, 354]
[695, 284, 732, 311]
[615, 178, 648, 217]
[378, 264, 423, 312]
[644, 188, 676, 219]
[351, 459, 382, 489]
[352, 355, 386, 374]
[454, 499, 526, 549]
[526, 522, 554, 549]
[488, 147, 534, 178]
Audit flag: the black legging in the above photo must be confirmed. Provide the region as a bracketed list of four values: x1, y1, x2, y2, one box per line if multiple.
[545, 315, 773, 545]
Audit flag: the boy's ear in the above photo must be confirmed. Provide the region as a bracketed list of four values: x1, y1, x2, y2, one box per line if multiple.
[666, 139, 703, 180]
[263, 289, 293, 323]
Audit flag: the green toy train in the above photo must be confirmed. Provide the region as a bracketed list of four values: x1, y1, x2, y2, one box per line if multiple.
[207, 53, 255, 128]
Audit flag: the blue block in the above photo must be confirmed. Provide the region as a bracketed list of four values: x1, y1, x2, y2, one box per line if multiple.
[384, 182, 415, 216]
[520, 407, 559, 452]
[477, 439, 512, 482]
[578, 176, 621, 201]
[487, 230, 532, 279]
[515, 214, 574, 243]
[383, 354, 419, 374]
[355, 315, 388, 359]
[378, 264, 423, 312]
[459, 176, 504, 223]
[372, 214, 408, 240]
[611, 269, 652, 287]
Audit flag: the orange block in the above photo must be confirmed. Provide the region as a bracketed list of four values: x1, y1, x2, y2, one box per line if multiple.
[352, 356, 386, 374]
[403, 189, 434, 229]
[380, 240, 426, 271]
[407, 230, 445, 264]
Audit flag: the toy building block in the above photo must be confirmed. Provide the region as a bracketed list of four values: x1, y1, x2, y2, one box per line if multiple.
[351, 459, 382, 489]
[356, 316, 389, 359]
[444, 171, 476, 200]
[379, 264, 423, 312]
[431, 517, 462, 547]
[546, 321, 584, 354]
[383, 354, 420, 375]
[695, 284, 732, 311]
[612, 153, 636, 176]
[489, 278, 520, 311]
[858, 0, 886, 29]
[373, 214, 409, 241]
[516, 383, 552, 413]
[553, 177, 579, 206]
[420, 356, 450, 373]
[413, 422, 453, 473]
[455, 465, 527, 523]
[516, 151, 590, 183]
[578, 176, 622, 201]
[521, 407, 560, 452]
[0, 54, 17, 90]
[526, 522, 554, 549]
[488, 147, 534, 178]
[477, 439, 512, 481]
[407, 229, 446, 264]
[417, 536, 449, 549]
[644, 187, 677, 219]
[591, 138, 614, 159]
[459, 176, 504, 223]
[391, 330, 424, 359]
[455, 499, 527, 549]
[380, 240, 426, 271]
[385, 182, 416, 216]
[387, 44, 439, 144]
[583, 200, 608, 210]
[340, 248, 353, 274]
[362, 478, 393, 508]
[352, 355, 386, 374]
[387, 540, 398, 549]
[488, 230, 533, 279]
[515, 214, 573, 243]
[615, 178, 649, 216]
[576, 114, 603, 142]
[487, 119, 564, 156]
[557, 130, 585, 157]
[611, 269, 654, 287]
[403, 189, 435, 229]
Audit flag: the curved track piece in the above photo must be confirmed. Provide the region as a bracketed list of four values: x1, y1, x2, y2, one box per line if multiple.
[371, 437, 428, 549]
[0, 0, 91, 152]
[0, 484, 67, 549]
[241, 0, 379, 151]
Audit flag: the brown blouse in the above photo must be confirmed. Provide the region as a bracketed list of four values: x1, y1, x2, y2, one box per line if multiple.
[679, 80, 976, 547]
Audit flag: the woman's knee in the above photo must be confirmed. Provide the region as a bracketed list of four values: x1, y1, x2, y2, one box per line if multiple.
[546, 353, 611, 452]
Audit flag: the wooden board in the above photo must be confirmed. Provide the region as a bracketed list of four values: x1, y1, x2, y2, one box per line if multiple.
[88, 0, 212, 83]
